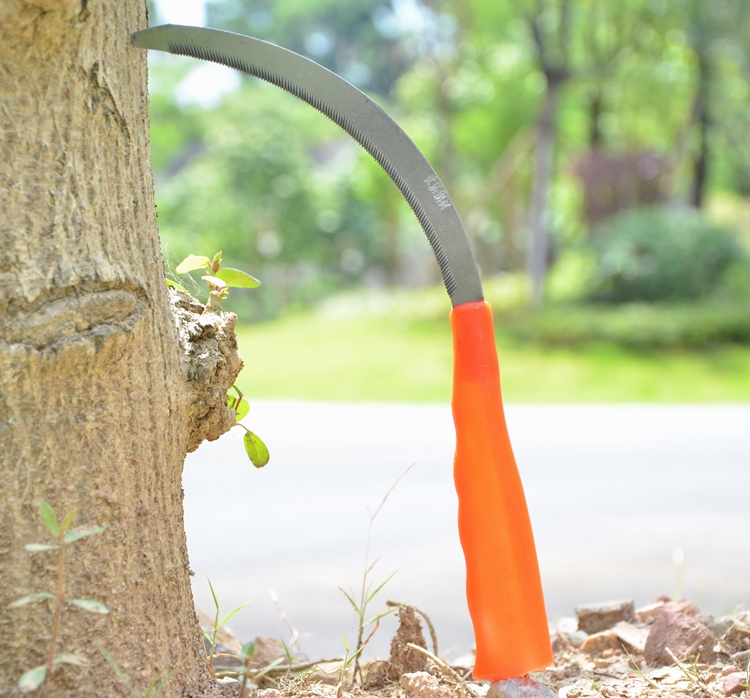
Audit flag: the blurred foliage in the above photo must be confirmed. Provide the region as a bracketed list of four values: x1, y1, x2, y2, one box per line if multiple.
[149, 0, 750, 326]
[509, 300, 750, 350]
[586, 207, 744, 303]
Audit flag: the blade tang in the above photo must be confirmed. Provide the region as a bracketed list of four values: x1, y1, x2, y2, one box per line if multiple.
[131, 24, 483, 307]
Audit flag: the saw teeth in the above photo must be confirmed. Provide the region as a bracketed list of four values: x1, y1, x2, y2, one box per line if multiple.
[166, 38, 457, 300]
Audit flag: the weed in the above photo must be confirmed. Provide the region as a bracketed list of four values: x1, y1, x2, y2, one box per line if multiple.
[7, 501, 107, 694]
[578, 672, 602, 693]
[665, 647, 723, 698]
[741, 654, 750, 691]
[339, 463, 415, 682]
[622, 644, 660, 689]
[202, 577, 251, 678]
[172, 251, 269, 468]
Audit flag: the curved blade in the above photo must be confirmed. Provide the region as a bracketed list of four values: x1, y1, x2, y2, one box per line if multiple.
[131, 24, 483, 307]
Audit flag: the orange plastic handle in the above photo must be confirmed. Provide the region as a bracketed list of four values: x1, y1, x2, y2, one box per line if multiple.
[450, 300, 552, 680]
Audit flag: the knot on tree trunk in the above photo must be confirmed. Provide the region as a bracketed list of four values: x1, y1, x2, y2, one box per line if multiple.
[169, 287, 243, 453]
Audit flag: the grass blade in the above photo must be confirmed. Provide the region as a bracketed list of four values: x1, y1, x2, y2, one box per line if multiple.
[365, 570, 398, 605]
[219, 600, 251, 628]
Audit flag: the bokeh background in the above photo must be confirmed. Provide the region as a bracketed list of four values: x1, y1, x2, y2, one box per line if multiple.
[146, 0, 750, 661]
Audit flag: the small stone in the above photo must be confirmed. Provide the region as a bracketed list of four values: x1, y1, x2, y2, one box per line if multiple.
[575, 600, 635, 634]
[581, 631, 620, 657]
[722, 672, 747, 695]
[486, 676, 557, 698]
[644, 608, 718, 666]
[568, 630, 588, 648]
[722, 666, 741, 676]
[401, 672, 453, 698]
[611, 621, 649, 653]
[636, 601, 665, 623]
[658, 600, 699, 617]
[729, 650, 750, 666]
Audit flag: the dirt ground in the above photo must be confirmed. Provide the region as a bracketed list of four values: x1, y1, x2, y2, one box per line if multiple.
[199, 599, 750, 698]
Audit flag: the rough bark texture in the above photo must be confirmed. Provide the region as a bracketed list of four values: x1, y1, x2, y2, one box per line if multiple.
[0, 1, 239, 695]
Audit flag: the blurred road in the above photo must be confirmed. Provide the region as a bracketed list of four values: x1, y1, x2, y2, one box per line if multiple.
[183, 402, 750, 661]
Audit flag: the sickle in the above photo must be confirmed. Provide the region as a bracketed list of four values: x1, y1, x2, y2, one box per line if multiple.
[131, 24, 552, 680]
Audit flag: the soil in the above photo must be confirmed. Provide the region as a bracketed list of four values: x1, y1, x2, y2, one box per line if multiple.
[197, 601, 750, 698]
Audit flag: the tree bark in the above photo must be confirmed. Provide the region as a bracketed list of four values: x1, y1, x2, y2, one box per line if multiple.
[689, 51, 710, 209]
[527, 80, 559, 306]
[0, 2, 239, 695]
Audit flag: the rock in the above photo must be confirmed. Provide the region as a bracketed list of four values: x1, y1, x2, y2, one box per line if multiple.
[660, 600, 699, 617]
[644, 608, 718, 666]
[581, 631, 620, 657]
[486, 676, 557, 698]
[636, 601, 665, 623]
[401, 672, 453, 698]
[575, 600, 635, 634]
[611, 621, 650, 653]
[568, 630, 588, 648]
[722, 672, 747, 695]
[253, 637, 289, 667]
[729, 650, 750, 666]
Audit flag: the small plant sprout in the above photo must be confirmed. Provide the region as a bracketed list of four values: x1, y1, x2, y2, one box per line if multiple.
[227, 385, 270, 468]
[622, 644, 660, 690]
[8, 501, 107, 693]
[665, 647, 723, 698]
[203, 578, 251, 679]
[339, 463, 415, 683]
[172, 251, 260, 313]
[171, 253, 269, 468]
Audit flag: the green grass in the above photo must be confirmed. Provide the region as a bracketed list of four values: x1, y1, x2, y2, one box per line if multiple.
[235, 311, 750, 402]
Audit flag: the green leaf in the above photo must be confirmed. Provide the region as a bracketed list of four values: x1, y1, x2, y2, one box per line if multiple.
[207, 577, 219, 611]
[214, 267, 261, 289]
[70, 599, 109, 614]
[364, 608, 396, 626]
[54, 653, 88, 667]
[166, 278, 188, 292]
[211, 251, 223, 273]
[201, 275, 227, 289]
[244, 431, 270, 468]
[241, 641, 258, 659]
[39, 501, 58, 537]
[175, 254, 211, 274]
[234, 398, 250, 422]
[24, 543, 60, 552]
[8, 592, 55, 608]
[63, 525, 103, 543]
[365, 570, 398, 605]
[338, 632, 350, 654]
[338, 587, 360, 615]
[58, 510, 77, 535]
[18, 665, 46, 692]
[218, 600, 251, 629]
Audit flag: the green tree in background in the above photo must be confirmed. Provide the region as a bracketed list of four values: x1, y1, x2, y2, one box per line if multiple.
[148, 0, 750, 313]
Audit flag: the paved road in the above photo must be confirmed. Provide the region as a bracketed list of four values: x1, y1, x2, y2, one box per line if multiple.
[183, 402, 750, 661]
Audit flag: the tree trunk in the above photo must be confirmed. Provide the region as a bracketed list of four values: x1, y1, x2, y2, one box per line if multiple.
[689, 52, 710, 209]
[0, 2, 239, 696]
[527, 80, 559, 306]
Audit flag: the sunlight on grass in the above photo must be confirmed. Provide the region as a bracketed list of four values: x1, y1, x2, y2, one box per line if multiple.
[235, 312, 750, 402]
